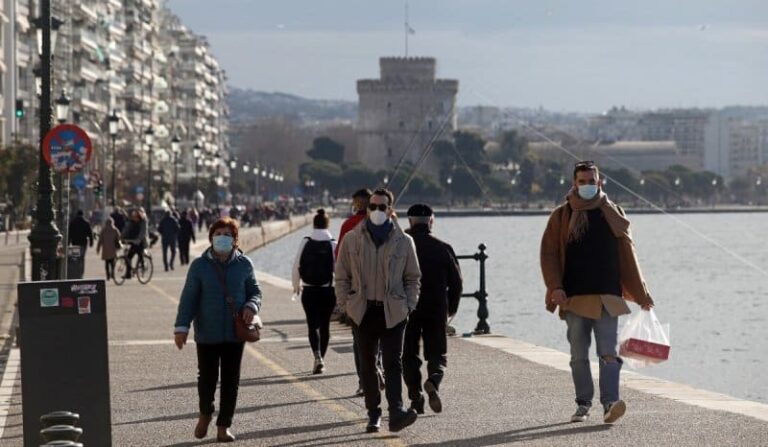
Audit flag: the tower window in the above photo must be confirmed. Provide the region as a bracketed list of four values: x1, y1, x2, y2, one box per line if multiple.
[387, 147, 393, 158]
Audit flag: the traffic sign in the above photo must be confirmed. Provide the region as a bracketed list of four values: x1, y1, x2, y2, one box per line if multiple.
[42, 124, 93, 173]
[72, 173, 88, 191]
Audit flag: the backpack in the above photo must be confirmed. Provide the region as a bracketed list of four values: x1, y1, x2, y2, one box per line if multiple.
[299, 237, 335, 286]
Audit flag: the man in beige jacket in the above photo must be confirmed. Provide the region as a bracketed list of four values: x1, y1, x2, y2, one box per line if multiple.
[335, 188, 421, 434]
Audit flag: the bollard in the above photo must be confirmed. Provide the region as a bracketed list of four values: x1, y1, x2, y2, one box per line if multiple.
[40, 442, 83, 447]
[40, 411, 82, 444]
[40, 411, 79, 428]
[456, 243, 491, 335]
[39, 425, 83, 442]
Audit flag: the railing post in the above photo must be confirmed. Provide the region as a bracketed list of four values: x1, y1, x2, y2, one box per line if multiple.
[474, 243, 490, 334]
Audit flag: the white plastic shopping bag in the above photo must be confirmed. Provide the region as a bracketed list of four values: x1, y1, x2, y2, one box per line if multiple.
[618, 308, 670, 369]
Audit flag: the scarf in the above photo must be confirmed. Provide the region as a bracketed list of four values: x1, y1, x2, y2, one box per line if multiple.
[566, 188, 630, 242]
[366, 219, 393, 247]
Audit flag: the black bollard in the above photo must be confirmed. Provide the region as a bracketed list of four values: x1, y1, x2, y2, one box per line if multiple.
[40, 425, 83, 443]
[40, 441, 83, 447]
[40, 411, 79, 428]
[473, 243, 490, 335]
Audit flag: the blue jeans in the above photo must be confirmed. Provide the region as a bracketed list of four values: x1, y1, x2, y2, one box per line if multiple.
[565, 308, 622, 408]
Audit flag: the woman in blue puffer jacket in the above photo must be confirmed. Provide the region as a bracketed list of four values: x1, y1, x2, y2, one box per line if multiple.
[174, 217, 261, 443]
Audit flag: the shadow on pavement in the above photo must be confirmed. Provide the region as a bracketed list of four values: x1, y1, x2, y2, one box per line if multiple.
[131, 372, 355, 393]
[409, 422, 611, 446]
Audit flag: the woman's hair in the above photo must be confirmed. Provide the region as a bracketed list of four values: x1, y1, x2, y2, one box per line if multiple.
[208, 217, 240, 246]
[313, 209, 329, 229]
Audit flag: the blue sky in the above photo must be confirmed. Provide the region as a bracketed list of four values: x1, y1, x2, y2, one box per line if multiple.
[167, 0, 768, 112]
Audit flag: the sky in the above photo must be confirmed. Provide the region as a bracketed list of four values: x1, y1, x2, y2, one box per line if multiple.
[167, 0, 768, 113]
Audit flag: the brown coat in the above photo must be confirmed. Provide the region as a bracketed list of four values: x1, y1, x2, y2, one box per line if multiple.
[97, 225, 121, 261]
[540, 202, 653, 318]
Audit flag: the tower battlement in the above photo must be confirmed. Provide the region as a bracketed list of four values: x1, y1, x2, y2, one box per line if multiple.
[379, 57, 437, 83]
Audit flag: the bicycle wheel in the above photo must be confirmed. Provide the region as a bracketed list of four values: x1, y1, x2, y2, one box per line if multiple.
[136, 254, 153, 284]
[113, 258, 127, 286]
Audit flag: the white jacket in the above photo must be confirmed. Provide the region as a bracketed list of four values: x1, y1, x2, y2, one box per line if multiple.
[292, 229, 337, 292]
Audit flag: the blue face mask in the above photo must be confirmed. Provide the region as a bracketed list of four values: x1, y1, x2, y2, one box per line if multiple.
[212, 235, 234, 254]
[577, 184, 599, 200]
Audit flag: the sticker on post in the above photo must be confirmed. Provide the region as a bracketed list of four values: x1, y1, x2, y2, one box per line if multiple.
[61, 297, 75, 309]
[71, 283, 98, 295]
[77, 296, 91, 315]
[40, 288, 60, 308]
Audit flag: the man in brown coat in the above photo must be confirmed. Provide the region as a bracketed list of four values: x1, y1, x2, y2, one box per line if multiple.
[540, 161, 655, 425]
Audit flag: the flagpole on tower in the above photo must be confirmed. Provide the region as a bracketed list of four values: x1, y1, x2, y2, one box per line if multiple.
[404, 1, 409, 57]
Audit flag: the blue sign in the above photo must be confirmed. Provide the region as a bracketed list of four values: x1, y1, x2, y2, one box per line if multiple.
[72, 174, 88, 191]
[42, 124, 93, 173]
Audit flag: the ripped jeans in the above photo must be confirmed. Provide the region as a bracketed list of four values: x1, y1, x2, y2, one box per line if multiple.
[565, 308, 622, 409]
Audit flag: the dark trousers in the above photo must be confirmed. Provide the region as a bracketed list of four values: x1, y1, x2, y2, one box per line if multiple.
[124, 244, 143, 277]
[162, 239, 177, 270]
[353, 305, 407, 416]
[104, 259, 115, 280]
[402, 313, 448, 401]
[179, 240, 191, 265]
[196, 342, 245, 427]
[300, 287, 336, 357]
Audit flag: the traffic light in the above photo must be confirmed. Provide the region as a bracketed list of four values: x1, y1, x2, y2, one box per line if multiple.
[94, 180, 103, 197]
[14, 99, 24, 119]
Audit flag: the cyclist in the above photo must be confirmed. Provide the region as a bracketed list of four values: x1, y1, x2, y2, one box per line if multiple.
[121, 208, 149, 279]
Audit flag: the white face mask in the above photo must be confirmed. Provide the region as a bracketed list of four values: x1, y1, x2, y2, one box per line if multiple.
[369, 210, 389, 226]
[577, 184, 599, 200]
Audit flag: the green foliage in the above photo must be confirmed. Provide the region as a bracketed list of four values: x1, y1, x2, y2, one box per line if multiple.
[0, 143, 38, 219]
[492, 130, 528, 164]
[306, 136, 345, 164]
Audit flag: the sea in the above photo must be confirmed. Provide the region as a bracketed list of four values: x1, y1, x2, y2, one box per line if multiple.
[249, 213, 768, 404]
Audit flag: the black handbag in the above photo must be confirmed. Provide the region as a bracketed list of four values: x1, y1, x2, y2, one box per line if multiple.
[213, 263, 261, 342]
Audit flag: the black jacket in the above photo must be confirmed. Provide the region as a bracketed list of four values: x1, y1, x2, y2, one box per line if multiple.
[68, 217, 93, 247]
[178, 216, 196, 244]
[405, 224, 463, 317]
[158, 215, 180, 241]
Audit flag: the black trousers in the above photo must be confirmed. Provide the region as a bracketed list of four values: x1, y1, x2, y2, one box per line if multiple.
[104, 259, 115, 280]
[162, 239, 177, 269]
[179, 240, 191, 265]
[353, 305, 406, 416]
[124, 244, 143, 277]
[300, 287, 336, 357]
[196, 342, 245, 427]
[402, 313, 448, 401]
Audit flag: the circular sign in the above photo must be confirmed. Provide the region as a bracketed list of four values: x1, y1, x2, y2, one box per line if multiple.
[42, 124, 93, 173]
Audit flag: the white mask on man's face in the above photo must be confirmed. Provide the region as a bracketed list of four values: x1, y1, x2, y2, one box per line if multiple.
[369, 210, 388, 226]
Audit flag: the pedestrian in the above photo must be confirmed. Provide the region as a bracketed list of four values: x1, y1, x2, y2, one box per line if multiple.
[402, 204, 462, 415]
[198, 208, 207, 233]
[121, 208, 149, 279]
[96, 217, 121, 280]
[178, 209, 197, 266]
[540, 160, 655, 425]
[174, 217, 262, 443]
[68, 209, 94, 257]
[111, 207, 127, 233]
[292, 209, 337, 374]
[159, 210, 181, 271]
[335, 188, 421, 433]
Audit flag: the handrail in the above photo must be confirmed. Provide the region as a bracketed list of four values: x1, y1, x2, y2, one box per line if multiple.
[455, 243, 490, 334]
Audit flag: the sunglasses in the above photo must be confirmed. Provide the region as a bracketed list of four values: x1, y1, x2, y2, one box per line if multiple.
[574, 160, 595, 168]
[367, 204, 389, 212]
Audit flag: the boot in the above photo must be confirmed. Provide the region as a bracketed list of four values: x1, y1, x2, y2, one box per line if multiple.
[194, 414, 212, 439]
[217, 426, 235, 442]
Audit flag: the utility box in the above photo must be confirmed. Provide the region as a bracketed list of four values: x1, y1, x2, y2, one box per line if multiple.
[66, 246, 84, 279]
[17, 279, 112, 446]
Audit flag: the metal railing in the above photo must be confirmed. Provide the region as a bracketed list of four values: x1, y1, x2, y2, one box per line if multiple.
[456, 243, 490, 334]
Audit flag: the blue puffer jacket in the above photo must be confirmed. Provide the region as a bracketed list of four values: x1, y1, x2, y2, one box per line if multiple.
[174, 248, 262, 344]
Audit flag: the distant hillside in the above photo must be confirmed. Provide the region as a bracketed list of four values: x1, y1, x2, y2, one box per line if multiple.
[227, 87, 358, 123]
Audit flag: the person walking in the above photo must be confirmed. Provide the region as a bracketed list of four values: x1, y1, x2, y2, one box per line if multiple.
[540, 160, 655, 425]
[292, 209, 337, 374]
[121, 208, 149, 279]
[68, 209, 94, 257]
[178, 209, 197, 266]
[335, 188, 421, 433]
[159, 210, 181, 271]
[110, 207, 127, 233]
[402, 204, 463, 415]
[96, 217, 121, 280]
[174, 217, 262, 443]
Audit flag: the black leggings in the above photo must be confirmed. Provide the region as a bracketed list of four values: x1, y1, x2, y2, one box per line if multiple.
[196, 342, 245, 427]
[300, 287, 337, 357]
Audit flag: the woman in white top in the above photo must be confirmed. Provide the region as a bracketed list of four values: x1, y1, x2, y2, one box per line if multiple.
[292, 209, 338, 373]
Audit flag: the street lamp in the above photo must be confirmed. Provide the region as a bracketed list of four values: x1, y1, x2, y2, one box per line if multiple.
[29, 1, 64, 281]
[33, 14, 63, 57]
[171, 134, 181, 200]
[108, 110, 120, 207]
[144, 126, 154, 212]
[193, 143, 202, 209]
[55, 90, 70, 123]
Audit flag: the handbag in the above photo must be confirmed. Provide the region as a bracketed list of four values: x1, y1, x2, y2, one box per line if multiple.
[213, 263, 261, 342]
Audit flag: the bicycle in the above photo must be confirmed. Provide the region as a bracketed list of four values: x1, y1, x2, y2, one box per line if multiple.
[113, 245, 154, 285]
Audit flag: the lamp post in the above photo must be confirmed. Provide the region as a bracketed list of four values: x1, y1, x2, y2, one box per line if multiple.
[108, 110, 119, 207]
[28, 0, 63, 281]
[193, 143, 201, 209]
[55, 91, 70, 124]
[53, 91, 70, 229]
[171, 134, 181, 201]
[144, 126, 154, 213]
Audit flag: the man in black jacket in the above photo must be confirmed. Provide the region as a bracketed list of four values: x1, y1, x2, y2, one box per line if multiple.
[403, 203, 463, 415]
[158, 211, 180, 271]
[68, 210, 94, 256]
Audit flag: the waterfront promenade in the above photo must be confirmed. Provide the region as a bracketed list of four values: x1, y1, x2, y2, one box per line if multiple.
[0, 221, 766, 446]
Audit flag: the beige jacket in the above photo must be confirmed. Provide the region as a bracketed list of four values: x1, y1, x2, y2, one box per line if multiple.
[335, 219, 421, 328]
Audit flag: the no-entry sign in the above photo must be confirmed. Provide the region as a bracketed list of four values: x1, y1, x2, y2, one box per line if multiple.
[42, 124, 93, 173]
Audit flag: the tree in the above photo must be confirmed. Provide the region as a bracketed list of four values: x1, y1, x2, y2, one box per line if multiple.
[299, 160, 343, 193]
[306, 136, 345, 164]
[0, 143, 38, 225]
[492, 130, 528, 164]
[453, 130, 488, 170]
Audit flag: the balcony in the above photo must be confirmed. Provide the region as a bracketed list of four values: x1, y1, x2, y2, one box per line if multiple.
[75, 3, 99, 23]
[16, 41, 32, 67]
[75, 59, 103, 82]
[72, 28, 100, 52]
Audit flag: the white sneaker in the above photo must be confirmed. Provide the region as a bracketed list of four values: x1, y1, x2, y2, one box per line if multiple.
[312, 357, 324, 374]
[603, 400, 626, 424]
[571, 405, 590, 422]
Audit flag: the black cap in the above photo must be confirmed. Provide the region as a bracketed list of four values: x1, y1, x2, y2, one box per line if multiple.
[407, 203, 433, 217]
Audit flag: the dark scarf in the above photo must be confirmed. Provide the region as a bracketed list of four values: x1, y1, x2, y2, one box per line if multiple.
[366, 219, 393, 247]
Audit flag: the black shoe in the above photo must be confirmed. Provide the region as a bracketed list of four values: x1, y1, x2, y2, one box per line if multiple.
[424, 380, 442, 413]
[388, 408, 417, 432]
[366, 411, 382, 433]
[409, 395, 425, 415]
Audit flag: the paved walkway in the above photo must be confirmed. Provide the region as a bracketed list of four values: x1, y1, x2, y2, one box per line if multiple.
[0, 222, 767, 446]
